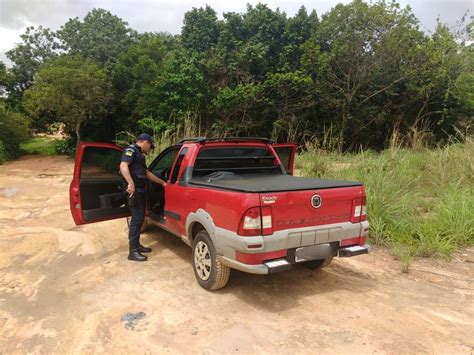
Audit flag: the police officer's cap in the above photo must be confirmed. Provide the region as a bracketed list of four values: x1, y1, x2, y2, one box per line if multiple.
[137, 133, 155, 149]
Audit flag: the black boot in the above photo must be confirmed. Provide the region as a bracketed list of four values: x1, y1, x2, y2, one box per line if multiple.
[138, 243, 152, 253]
[128, 244, 147, 262]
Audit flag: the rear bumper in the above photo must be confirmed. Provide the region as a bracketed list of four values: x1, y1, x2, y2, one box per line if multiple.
[214, 220, 369, 260]
[218, 244, 371, 275]
[218, 256, 276, 274]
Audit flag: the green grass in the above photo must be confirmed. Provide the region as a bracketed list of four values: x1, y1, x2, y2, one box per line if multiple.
[20, 136, 58, 155]
[296, 140, 474, 268]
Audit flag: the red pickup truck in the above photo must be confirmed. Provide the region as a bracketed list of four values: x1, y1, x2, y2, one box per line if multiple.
[70, 137, 369, 290]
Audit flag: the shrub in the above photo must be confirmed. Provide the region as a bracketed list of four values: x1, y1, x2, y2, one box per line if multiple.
[54, 137, 76, 156]
[0, 140, 6, 164]
[0, 104, 30, 160]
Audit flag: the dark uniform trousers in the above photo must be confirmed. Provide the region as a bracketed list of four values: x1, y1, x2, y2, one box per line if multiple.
[128, 191, 146, 246]
[121, 143, 148, 247]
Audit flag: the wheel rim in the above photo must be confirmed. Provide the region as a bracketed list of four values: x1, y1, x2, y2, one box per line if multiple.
[194, 241, 212, 281]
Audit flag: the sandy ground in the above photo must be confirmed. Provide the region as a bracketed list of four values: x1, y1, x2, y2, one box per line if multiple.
[0, 155, 473, 354]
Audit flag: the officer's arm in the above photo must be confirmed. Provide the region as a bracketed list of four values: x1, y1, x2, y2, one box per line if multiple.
[120, 162, 134, 188]
[146, 170, 166, 187]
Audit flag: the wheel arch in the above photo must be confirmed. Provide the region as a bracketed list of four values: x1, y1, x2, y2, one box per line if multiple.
[185, 209, 221, 253]
[189, 221, 206, 242]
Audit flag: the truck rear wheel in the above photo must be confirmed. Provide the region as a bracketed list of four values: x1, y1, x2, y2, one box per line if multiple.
[303, 257, 333, 269]
[192, 230, 230, 290]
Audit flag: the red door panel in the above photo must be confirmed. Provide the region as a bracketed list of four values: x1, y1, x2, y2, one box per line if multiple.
[70, 142, 130, 225]
[164, 145, 195, 235]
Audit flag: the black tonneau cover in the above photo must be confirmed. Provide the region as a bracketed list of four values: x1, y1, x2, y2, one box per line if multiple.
[188, 174, 362, 193]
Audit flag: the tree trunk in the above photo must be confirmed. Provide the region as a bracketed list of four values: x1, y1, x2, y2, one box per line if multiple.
[75, 121, 81, 152]
[338, 103, 347, 153]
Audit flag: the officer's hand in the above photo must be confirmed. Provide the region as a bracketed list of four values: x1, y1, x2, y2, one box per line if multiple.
[162, 182, 167, 188]
[127, 182, 135, 196]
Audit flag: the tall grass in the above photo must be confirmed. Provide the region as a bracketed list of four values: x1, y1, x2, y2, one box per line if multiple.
[297, 139, 474, 265]
[115, 114, 204, 163]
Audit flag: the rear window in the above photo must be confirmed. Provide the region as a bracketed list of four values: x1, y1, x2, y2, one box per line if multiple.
[192, 147, 282, 177]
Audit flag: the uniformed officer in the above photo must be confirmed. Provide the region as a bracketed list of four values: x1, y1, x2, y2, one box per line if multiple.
[119, 133, 166, 262]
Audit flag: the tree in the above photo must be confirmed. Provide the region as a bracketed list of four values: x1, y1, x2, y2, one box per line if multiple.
[58, 8, 137, 68]
[280, 6, 319, 71]
[404, 22, 473, 141]
[1, 2, 468, 150]
[304, 0, 424, 151]
[211, 83, 264, 135]
[0, 61, 10, 97]
[211, 4, 288, 85]
[262, 71, 315, 142]
[135, 49, 208, 128]
[24, 55, 113, 149]
[182, 6, 220, 53]
[6, 26, 61, 109]
[112, 33, 173, 130]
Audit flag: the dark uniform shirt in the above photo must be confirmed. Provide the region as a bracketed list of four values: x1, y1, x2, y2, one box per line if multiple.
[121, 143, 147, 192]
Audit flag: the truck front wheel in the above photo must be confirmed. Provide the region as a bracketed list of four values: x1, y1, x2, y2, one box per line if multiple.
[303, 257, 333, 269]
[192, 230, 230, 290]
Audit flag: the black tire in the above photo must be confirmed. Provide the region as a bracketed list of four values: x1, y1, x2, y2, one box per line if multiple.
[192, 230, 230, 290]
[303, 257, 333, 270]
[126, 216, 147, 233]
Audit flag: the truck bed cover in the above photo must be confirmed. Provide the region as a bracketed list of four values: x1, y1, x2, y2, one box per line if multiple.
[188, 174, 362, 193]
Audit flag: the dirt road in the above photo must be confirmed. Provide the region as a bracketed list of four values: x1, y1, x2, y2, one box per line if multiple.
[0, 155, 473, 354]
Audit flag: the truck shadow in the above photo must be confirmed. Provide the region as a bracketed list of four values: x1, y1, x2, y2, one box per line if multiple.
[149, 226, 376, 313]
[220, 265, 375, 313]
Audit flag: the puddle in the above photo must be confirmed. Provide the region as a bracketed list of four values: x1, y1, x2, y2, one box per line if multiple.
[120, 312, 146, 331]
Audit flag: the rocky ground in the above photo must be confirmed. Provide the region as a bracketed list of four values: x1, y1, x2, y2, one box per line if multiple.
[0, 155, 473, 354]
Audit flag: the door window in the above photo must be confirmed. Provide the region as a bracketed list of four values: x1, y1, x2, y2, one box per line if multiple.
[170, 147, 188, 184]
[81, 146, 123, 179]
[150, 147, 180, 181]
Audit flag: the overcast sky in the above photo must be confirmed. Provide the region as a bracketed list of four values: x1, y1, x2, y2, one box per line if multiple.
[0, 0, 472, 65]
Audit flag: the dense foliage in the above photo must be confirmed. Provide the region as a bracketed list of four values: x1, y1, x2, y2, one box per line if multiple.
[1, 2, 473, 152]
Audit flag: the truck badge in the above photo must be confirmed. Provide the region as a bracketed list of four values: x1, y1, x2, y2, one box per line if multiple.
[311, 194, 322, 208]
[262, 196, 277, 204]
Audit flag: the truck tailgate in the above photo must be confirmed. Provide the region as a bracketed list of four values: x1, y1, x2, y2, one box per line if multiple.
[261, 186, 364, 232]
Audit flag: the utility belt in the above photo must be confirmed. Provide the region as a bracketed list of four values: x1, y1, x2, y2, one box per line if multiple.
[123, 179, 146, 189]
[125, 178, 146, 208]
[133, 179, 146, 188]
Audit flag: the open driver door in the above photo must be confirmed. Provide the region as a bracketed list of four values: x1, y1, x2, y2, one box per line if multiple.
[70, 142, 130, 225]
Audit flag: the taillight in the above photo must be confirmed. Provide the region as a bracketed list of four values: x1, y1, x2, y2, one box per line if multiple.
[261, 206, 273, 235]
[351, 197, 367, 223]
[238, 207, 261, 236]
[238, 207, 273, 236]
